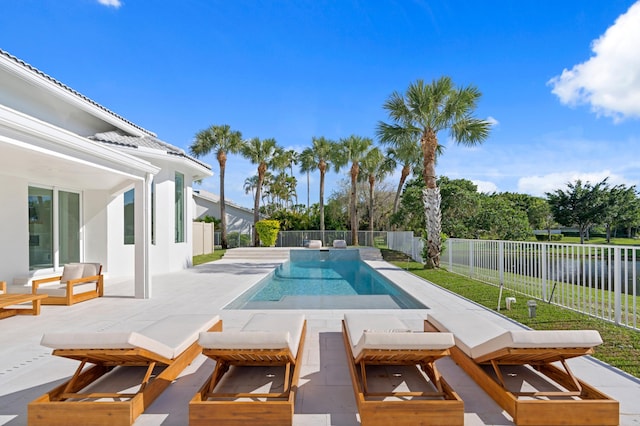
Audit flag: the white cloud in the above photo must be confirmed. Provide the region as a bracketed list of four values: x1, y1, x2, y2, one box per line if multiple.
[548, 1, 640, 121]
[472, 180, 498, 194]
[517, 170, 631, 197]
[97, 0, 122, 8]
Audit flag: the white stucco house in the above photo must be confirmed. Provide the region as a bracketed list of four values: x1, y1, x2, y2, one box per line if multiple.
[0, 49, 212, 298]
[193, 189, 254, 236]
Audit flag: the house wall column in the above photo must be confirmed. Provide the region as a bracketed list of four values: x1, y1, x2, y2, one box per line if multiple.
[134, 173, 152, 298]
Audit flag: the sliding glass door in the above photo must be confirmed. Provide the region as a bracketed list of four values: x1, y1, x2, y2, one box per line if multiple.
[28, 186, 81, 270]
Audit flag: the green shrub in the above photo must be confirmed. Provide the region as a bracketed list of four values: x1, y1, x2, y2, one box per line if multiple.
[255, 220, 280, 246]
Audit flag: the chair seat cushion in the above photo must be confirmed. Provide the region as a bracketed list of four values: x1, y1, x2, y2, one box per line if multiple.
[41, 314, 220, 360]
[345, 313, 453, 359]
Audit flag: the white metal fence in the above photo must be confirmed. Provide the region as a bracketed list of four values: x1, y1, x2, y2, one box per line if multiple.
[446, 238, 639, 331]
[211, 229, 425, 261]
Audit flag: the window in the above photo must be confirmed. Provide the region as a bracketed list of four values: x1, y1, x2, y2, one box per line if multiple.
[175, 172, 184, 243]
[28, 186, 80, 270]
[124, 188, 134, 245]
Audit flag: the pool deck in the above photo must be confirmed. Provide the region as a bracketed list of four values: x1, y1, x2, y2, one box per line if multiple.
[1, 247, 639, 425]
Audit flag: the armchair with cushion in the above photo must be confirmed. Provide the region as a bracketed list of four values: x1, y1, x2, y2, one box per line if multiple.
[32, 263, 103, 306]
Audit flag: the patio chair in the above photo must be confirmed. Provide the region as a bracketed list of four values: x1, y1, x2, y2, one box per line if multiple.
[0, 280, 5, 294]
[190, 313, 306, 426]
[425, 310, 619, 426]
[28, 314, 222, 426]
[332, 239, 347, 248]
[307, 239, 322, 248]
[31, 262, 104, 306]
[342, 313, 464, 425]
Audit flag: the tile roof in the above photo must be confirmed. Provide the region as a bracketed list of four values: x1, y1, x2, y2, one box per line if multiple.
[90, 131, 211, 171]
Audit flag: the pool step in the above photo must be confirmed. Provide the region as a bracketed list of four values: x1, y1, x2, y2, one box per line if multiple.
[222, 247, 384, 261]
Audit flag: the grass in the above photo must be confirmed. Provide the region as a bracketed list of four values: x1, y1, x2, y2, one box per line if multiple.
[193, 249, 226, 266]
[380, 248, 640, 378]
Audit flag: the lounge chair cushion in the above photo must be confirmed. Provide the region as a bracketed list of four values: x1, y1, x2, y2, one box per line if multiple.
[345, 313, 454, 359]
[473, 329, 603, 359]
[307, 240, 322, 249]
[41, 314, 220, 360]
[333, 240, 347, 248]
[428, 310, 602, 360]
[200, 313, 305, 356]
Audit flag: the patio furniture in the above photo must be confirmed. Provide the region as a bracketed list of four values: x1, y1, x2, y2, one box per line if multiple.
[28, 314, 222, 426]
[342, 313, 464, 426]
[333, 239, 347, 248]
[307, 239, 322, 248]
[425, 310, 619, 426]
[31, 262, 103, 306]
[0, 293, 47, 319]
[190, 313, 306, 426]
[0, 280, 5, 294]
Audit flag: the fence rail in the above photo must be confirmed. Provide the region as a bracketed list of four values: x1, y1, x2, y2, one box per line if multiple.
[447, 238, 639, 331]
[210, 229, 425, 262]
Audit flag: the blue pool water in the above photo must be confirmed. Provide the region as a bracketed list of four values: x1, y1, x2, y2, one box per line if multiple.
[225, 249, 427, 309]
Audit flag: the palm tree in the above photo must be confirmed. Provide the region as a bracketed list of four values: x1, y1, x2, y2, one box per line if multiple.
[189, 124, 244, 249]
[377, 77, 491, 268]
[382, 133, 422, 215]
[336, 135, 373, 246]
[359, 146, 395, 231]
[299, 137, 338, 231]
[241, 137, 281, 246]
[243, 175, 259, 200]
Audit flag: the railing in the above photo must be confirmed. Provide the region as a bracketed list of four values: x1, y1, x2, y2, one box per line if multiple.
[447, 238, 639, 331]
[211, 229, 424, 261]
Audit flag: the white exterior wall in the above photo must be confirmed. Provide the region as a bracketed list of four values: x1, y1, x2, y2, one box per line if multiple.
[0, 174, 29, 280]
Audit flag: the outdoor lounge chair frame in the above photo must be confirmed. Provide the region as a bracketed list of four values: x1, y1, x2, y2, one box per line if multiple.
[342, 320, 464, 426]
[31, 264, 104, 306]
[423, 319, 619, 426]
[28, 319, 223, 426]
[189, 320, 307, 426]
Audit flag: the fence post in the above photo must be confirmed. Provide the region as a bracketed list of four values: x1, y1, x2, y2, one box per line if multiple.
[499, 241, 504, 287]
[614, 247, 622, 325]
[469, 240, 474, 277]
[541, 243, 547, 301]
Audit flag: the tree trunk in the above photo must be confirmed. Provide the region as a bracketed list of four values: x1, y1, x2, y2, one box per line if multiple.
[393, 164, 410, 215]
[218, 154, 228, 250]
[350, 163, 359, 246]
[422, 187, 442, 268]
[253, 165, 266, 247]
[319, 164, 326, 231]
[369, 175, 375, 232]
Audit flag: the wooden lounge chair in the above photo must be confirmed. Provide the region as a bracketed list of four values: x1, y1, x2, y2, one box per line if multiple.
[31, 262, 104, 305]
[190, 313, 306, 426]
[29, 314, 222, 426]
[342, 313, 464, 426]
[425, 310, 619, 426]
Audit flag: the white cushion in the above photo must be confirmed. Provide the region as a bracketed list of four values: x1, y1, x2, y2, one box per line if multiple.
[200, 313, 305, 356]
[60, 263, 84, 283]
[333, 240, 347, 248]
[41, 331, 175, 359]
[473, 329, 603, 359]
[307, 240, 322, 248]
[41, 314, 220, 360]
[81, 263, 100, 278]
[427, 311, 603, 360]
[199, 331, 291, 351]
[345, 313, 453, 359]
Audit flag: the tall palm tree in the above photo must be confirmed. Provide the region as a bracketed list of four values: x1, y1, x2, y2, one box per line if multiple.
[377, 77, 491, 268]
[359, 146, 395, 231]
[243, 175, 259, 200]
[189, 124, 244, 249]
[336, 135, 373, 246]
[299, 136, 338, 231]
[241, 137, 281, 246]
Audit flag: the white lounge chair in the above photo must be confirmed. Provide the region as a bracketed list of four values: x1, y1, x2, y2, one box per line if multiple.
[343, 313, 463, 425]
[29, 314, 222, 426]
[425, 310, 619, 426]
[307, 239, 322, 249]
[333, 239, 347, 248]
[190, 313, 306, 426]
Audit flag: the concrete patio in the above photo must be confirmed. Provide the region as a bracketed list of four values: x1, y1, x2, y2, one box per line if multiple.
[1, 248, 639, 425]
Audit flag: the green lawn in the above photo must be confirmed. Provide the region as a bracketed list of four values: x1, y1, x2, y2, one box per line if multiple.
[380, 249, 640, 378]
[193, 249, 226, 265]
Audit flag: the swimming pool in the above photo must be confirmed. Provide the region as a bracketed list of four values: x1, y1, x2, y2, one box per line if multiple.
[225, 249, 427, 309]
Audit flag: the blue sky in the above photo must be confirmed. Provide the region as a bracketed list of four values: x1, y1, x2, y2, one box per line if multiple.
[3, 0, 640, 208]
